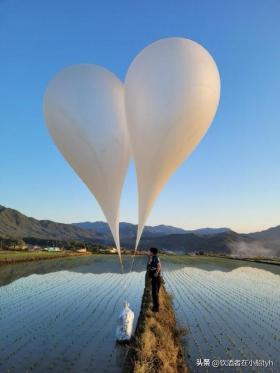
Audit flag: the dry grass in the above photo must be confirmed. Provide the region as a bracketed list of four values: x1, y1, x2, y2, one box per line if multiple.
[124, 274, 189, 373]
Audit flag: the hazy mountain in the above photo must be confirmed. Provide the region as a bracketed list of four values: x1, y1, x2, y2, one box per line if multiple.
[73, 221, 187, 237]
[74, 221, 111, 234]
[249, 225, 280, 241]
[74, 221, 231, 237]
[0, 205, 103, 242]
[188, 227, 232, 235]
[0, 205, 232, 247]
[138, 231, 247, 253]
[0, 204, 279, 256]
[246, 225, 280, 254]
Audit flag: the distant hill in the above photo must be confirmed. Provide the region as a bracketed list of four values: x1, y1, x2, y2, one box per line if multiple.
[0, 204, 279, 257]
[138, 231, 249, 253]
[247, 226, 280, 253]
[249, 225, 280, 241]
[73, 221, 187, 238]
[74, 221, 231, 237]
[0, 205, 105, 242]
[188, 227, 232, 235]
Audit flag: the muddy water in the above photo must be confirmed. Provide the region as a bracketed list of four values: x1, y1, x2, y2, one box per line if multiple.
[0, 255, 147, 373]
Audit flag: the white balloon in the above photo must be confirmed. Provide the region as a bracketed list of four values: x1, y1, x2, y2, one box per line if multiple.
[125, 38, 221, 250]
[44, 64, 130, 261]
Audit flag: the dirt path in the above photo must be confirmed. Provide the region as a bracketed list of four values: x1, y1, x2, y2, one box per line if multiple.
[124, 272, 188, 373]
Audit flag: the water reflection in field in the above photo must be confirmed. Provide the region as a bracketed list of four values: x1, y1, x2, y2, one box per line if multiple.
[162, 257, 280, 373]
[0, 255, 279, 372]
[0, 255, 146, 373]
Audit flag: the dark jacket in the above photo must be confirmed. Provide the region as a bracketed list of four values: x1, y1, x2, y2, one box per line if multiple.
[148, 255, 161, 278]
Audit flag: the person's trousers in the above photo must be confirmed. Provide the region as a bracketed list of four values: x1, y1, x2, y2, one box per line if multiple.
[151, 276, 161, 309]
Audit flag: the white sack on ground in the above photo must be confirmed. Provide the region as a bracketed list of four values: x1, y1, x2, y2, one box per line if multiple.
[116, 302, 134, 341]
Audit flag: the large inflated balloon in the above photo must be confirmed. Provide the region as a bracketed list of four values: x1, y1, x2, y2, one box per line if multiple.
[125, 38, 220, 250]
[44, 65, 130, 261]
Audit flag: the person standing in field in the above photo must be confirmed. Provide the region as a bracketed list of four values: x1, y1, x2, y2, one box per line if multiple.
[147, 247, 161, 312]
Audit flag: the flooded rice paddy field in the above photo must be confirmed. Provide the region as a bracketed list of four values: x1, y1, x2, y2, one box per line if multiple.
[162, 257, 280, 372]
[0, 255, 279, 372]
[0, 256, 146, 373]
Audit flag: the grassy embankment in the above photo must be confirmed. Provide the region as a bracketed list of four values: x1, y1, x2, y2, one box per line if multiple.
[0, 250, 91, 265]
[124, 273, 188, 373]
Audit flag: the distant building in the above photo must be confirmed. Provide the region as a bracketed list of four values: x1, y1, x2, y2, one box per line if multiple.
[28, 245, 42, 251]
[187, 252, 195, 256]
[165, 250, 175, 255]
[77, 248, 87, 253]
[43, 247, 61, 252]
[15, 245, 28, 250]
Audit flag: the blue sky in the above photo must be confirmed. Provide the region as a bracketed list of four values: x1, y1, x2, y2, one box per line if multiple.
[0, 0, 279, 233]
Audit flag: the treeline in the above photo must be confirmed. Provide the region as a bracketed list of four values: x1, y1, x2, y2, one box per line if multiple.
[0, 237, 25, 249]
[0, 236, 111, 252]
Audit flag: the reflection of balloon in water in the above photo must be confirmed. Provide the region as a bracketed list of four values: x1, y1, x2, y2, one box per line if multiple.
[125, 38, 221, 250]
[44, 65, 130, 262]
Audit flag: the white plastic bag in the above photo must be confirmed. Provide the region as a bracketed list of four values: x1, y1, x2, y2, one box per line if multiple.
[116, 302, 134, 342]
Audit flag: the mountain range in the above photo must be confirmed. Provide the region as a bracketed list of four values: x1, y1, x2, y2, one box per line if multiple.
[0, 204, 279, 257]
[73, 221, 231, 237]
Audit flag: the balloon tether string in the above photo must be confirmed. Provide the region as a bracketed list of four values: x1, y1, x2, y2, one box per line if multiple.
[119, 246, 138, 301]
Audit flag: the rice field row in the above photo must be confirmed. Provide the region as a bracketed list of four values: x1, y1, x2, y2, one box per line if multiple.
[163, 259, 280, 372]
[0, 259, 145, 373]
[0, 256, 279, 372]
